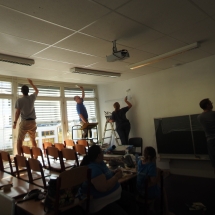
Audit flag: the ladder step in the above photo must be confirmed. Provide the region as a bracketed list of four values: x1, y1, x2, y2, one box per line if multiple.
[102, 137, 112, 139]
[105, 129, 113, 131]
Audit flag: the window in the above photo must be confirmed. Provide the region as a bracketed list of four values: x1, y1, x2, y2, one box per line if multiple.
[17, 84, 62, 148]
[18, 84, 60, 97]
[0, 81, 12, 94]
[64, 88, 95, 98]
[0, 99, 12, 152]
[66, 100, 97, 140]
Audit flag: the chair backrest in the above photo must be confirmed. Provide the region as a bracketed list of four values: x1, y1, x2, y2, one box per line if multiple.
[54, 143, 65, 151]
[46, 146, 59, 158]
[60, 148, 79, 169]
[128, 137, 143, 155]
[43, 142, 53, 150]
[77, 139, 89, 147]
[27, 158, 47, 188]
[54, 166, 91, 214]
[46, 147, 63, 172]
[31, 147, 45, 167]
[74, 144, 87, 155]
[0, 151, 15, 176]
[64, 139, 76, 148]
[21, 146, 33, 158]
[14, 155, 28, 178]
[0, 192, 15, 215]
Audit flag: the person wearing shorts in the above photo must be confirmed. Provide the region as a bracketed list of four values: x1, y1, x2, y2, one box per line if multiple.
[198, 98, 215, 173]
[13, 79, 39, 155]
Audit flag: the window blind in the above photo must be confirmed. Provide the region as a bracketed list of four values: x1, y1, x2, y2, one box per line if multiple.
[64, 88, 95, 98]
[0, 81, 12, 94]
[0, 99, 12, 151]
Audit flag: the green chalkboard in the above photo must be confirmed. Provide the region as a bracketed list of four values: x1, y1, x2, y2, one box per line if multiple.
[154, 114, 207, 155]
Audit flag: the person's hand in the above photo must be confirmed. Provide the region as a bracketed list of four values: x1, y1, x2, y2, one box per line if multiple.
[114, 169, 123, 180]
[124, 96, 128, 102]
[27, 78, 33, 84]
[13, 124, 16, 129]
[79, 86, 83, 89]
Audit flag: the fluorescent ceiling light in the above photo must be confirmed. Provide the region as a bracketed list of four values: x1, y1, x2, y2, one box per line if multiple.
[0, 53, 35, 66]
[129, 42, 200, 70]
[70, 67, 121, 78]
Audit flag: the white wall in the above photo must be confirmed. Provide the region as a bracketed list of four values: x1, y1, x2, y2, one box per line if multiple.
[98, 55, 215, 178]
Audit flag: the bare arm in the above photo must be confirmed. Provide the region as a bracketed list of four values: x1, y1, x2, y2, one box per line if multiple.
[79, 86, 85, 99]
[27, 79, 39, 95]
[13, 109, 21, 129]
[124, 96, 132, 109]
[91, 170, 122, 192]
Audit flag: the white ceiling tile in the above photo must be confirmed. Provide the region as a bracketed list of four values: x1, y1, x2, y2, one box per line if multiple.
[0, 0, 110, 30]
[0, 6, 73, 44]
[200, 38, 215, 55]
[192, 0, 215, 16]
[169, 18, 215, 44]
[93, 0, 131, 10]
[0, 33, 48, 56]
[118, 27, 164, 48]
[138, 36, 187, 55]
[34, 47, 100, 65]
[81, 12, 148, 42]
[55, 33, 112, 57]
[33, 58, 72, 72]
[137, 58, 185, 70]
[117, 0, 208, 34]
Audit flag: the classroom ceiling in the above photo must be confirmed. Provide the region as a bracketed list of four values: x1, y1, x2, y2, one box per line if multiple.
[0, 0, 215, 85]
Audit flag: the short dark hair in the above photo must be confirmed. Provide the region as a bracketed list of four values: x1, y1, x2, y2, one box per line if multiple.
[80, 145, 101, 166]
[21, 85, 29, 95]
[144, 146, 156, 162]
[199, 98, 210, 110]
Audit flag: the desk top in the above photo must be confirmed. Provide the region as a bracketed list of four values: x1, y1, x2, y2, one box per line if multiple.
[0, 171, 41, 198]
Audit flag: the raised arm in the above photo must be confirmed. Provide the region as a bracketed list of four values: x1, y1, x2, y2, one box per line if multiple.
[27, 79, 39, 95]
[124, 96, 132, 109]
[79, 86, 85, 99]
[13, 109, 21, 129]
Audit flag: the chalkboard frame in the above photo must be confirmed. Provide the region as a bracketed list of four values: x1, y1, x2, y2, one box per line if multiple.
[154, 114, 209, 160]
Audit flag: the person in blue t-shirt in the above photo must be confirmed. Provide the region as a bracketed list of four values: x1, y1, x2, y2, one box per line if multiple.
[74, 86, 92, 138]
[79, 145, 138, 215]
[137, 146, 174, 215]
[109, 96, 132, 145]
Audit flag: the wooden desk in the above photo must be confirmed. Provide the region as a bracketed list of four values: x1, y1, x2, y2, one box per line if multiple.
[103, 154, 123, 161]
[16, 198, 54, 215]
[0, 171, 40, 198]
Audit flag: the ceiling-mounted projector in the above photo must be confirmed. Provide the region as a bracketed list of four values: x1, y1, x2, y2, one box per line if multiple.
[106, 40, 130, 62]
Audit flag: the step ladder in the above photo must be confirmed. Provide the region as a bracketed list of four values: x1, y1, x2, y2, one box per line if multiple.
[102, 111, 120, 146]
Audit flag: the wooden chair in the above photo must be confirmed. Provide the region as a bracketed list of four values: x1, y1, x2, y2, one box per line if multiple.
[54, 166, 91, 215]
[77, 139, 89, 149]
[136, 170, 164, 215]
[64, 139, 76, 148]
[42, 142, 53, 156]
[73, 145, 87, 164]
[54, 143, 65, 151]
[31, 147, 47, 168]
[0, 151, 16, 176]
[27, 158, 50, 189]
[46, 147, 63, 172]
[14, 155, 29, 181]
[21, 146, 33, 158]
[59, 148, 79, 171]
